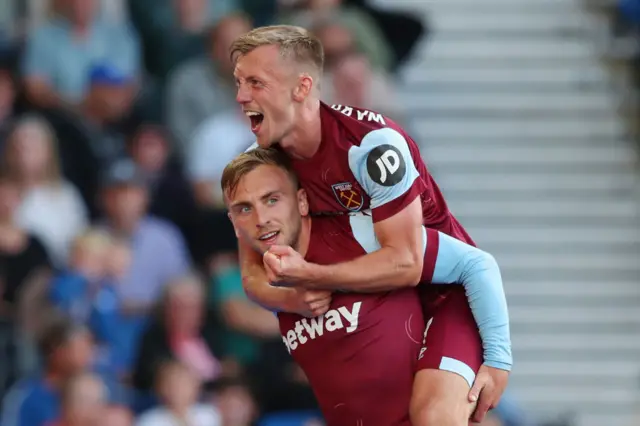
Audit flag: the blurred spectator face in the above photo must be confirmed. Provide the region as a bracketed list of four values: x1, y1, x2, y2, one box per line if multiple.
[63, 0, 97, 27]
[102, 184, 148, 229]
[5, 119, 58, 182]
[51, 327, 94, 374]
[106, 239, 132, 280]
[0, 178, 20, 221]
[98, 407, 133, 426]
[308, 0, 341, 9]
[130, 126, 170, 174]
[0, 70, 16, 115]
[332, 53, 370, 107]
[226, 165, 306, 255]
[165, 278, 204, 336]
[87, 83, 133, 123]
[61, 373, 107, 426]
[214, 384, 257, 426]
[211, 16, 252, 74]
[157, 361, 201, 410]
[173, 0, 207, 30]
[315, 23, 355, 68]
[69, 231, 111, 280]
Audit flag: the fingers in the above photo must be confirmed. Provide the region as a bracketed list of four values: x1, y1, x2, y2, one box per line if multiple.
[303, 290, 332, 316]
[263, 252, 280, 269]
[303, 290, 332, 304]
[263, 252, 282, 283]
[468, 378, 484, 403]
[309, 300, 330, 316]
[470, 389, 494, 423]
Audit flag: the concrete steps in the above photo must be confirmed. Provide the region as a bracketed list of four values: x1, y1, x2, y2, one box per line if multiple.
[387, 0, 640, 423]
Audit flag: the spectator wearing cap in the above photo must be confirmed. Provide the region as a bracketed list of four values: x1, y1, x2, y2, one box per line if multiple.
[127, 123, 197, 240]
[21, 0, 140, 111]
[79, 63, 137, 164]
[1, 318, 94, 426]
[99, 158, 190, 368]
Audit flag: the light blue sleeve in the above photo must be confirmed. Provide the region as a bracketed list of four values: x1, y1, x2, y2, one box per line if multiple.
[347, 128, 420, 209]
[245, 142, 259, 152]
[21, 27, 54, 79]
[431, 231, 513, 371]
[107, 23, 142, 77]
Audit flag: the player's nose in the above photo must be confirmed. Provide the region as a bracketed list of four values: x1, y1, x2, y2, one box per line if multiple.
[236, 85, 252, 104]
[254, 205, 270, 227]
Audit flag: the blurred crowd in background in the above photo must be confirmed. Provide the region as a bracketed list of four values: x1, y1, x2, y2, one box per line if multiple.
[1, 0, 635, 425]
[0, 0, 433, 425]
[606, 0, 640, 139]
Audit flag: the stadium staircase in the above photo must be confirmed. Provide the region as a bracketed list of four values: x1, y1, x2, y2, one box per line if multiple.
[374, 0, 640, 425]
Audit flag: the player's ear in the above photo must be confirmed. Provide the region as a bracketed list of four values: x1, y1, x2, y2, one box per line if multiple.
[293, 73, 313, 102]
[297, 188, 309, 216]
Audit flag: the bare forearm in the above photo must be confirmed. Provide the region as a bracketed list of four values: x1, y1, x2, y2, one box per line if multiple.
[305, 246, 422, 292]
[242, 269, 297, 312]
[224, 301, 280, 338]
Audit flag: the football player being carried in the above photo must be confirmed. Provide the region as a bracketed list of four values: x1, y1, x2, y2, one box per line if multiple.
[222, 147, 510, 426]
[232, 25, 511, 425]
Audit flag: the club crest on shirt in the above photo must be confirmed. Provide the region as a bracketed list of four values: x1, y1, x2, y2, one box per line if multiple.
[331, 182, 363, 212]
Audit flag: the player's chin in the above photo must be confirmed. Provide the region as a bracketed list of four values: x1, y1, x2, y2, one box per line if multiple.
[255, 136, 273, 148]
[254, 125, 273, 148]
[254, 241, 270, 255]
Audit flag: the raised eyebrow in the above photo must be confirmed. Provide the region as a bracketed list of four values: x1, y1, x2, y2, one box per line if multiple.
[229, 191, 279, 209]
[229, 200, 251, 211]
[261, 190, 281, 201]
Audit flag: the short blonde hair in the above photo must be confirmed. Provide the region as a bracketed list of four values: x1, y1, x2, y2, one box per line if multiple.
[221, 147, 299, 202]
[230, 25, 324, 74]
[72, 228, 112, 254]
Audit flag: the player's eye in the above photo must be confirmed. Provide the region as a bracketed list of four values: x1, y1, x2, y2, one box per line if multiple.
[267, 197, 278, 205]
[239, 206, 251, 214]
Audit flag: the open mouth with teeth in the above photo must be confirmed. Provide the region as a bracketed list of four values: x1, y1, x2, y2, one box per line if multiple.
[258, 230, 280, 245]
[246, 111, 264, 133]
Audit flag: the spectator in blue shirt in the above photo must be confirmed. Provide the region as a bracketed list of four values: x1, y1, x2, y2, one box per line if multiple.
[21, 0, 140, 111]
[49, 230, 111, 324]
[98, 158, 190, 369]
[49, 229, 134, 376]
[1, 318, 94, 426]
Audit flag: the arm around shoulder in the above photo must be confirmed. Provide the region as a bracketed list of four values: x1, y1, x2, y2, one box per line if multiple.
[307, 196, 424, 291]
[238, 239, 299, 312]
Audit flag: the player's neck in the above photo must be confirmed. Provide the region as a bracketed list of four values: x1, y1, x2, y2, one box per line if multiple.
[294, 217, 313, 257]
[282, 99, 322, 159]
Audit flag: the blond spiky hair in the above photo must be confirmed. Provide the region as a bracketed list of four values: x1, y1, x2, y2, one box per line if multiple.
[230, 25, 324, 74]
